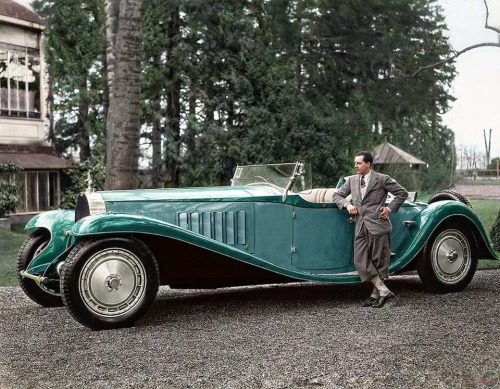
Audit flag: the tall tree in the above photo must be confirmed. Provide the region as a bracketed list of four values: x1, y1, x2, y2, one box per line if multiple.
[39, 0, 458, 191]
[141, 0, 168, 187]
[164, 3, 182, 187]
[104, 0, 143, 190]
[32, 0, 106, 161]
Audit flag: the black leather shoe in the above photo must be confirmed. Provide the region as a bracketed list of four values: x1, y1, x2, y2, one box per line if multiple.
[371, 292, 395, 308]
[361, 296, 378, 307]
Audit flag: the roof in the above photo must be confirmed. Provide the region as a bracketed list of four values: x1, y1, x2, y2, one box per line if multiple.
[0, 153, 72, 169]
[0, 0, 45, 28]
[372, 142, 426, 165]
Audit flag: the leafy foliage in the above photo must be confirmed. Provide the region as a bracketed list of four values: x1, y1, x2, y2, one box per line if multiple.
[59, 155, 106, 209]
[0, 163, 22, 218]
[32, 0, 106, 162]
[491, 210, 500, 252]
[39, 0, 456, 191]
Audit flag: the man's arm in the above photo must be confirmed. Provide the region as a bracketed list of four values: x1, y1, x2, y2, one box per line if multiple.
[384, 176, 408, 213]
[332, 177, 352, 210]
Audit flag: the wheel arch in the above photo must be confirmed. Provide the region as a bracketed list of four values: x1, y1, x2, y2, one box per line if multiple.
[411, 202, 497, 262]
[414, 215, 489, 293]
[394, 206, 497, 274]
[423, 215, 496, 260]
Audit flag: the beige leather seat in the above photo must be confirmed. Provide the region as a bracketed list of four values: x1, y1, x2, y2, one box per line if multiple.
[299, 188, 414, 204]
[298, 188, 338, 203]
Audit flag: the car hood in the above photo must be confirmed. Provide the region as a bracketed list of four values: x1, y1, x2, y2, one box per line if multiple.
[97, 185, 283, 201]
[75, 185, 285, 221]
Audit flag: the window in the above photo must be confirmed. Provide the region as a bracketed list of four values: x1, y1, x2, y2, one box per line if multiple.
[11, 171, 61, 213]
[0, 49, 41, 119]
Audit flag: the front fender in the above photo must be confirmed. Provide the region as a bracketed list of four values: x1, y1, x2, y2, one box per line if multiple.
[24, 210, 76, 274]
[391, 201, 497, 273]
[70, 213, 356, 283]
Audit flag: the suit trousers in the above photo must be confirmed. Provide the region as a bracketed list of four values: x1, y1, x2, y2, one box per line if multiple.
[354, 222, 391, 282]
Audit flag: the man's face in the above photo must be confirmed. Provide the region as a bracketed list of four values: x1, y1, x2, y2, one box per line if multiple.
[354, 156, 371, 176]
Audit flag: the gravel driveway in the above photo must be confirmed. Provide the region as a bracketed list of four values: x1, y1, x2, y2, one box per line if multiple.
[1, 270, 499, 389]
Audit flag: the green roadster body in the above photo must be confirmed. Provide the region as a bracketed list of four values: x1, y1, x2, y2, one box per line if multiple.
[16, 163, 498, 329]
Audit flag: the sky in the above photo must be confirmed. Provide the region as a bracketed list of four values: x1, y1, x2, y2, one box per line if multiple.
[438, 0, 500, 164]
[14, 0, 500, 163]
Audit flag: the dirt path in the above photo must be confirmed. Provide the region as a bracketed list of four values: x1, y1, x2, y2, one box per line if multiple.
[454, 184, 500, 198]
[1, 270, 499, 388]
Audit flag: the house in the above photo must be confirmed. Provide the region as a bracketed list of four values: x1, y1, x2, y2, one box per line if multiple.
[0, 0, 71, 224]
[372, 142, 426, 190]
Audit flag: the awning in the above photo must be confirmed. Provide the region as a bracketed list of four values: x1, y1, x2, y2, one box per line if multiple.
[0, 153, 72, 169]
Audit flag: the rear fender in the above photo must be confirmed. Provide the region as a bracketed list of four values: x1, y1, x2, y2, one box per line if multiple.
[391, 201, 497, 273]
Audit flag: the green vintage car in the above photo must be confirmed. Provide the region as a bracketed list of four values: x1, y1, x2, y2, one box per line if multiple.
[16, 162, 498, 330]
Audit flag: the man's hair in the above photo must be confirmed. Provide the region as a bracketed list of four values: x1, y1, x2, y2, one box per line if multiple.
[356, 151, 373, 165]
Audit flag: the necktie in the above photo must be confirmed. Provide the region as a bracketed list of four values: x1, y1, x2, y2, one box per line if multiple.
[361, 175, 366, 199]
[361, 175, 365, 187]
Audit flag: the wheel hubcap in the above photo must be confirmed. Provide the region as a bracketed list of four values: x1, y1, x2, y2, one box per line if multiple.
[79, 248, 147, 317]
[105, 274, 122, 291]
[431, 229, 471, 284]
[446, 249, 459, 263]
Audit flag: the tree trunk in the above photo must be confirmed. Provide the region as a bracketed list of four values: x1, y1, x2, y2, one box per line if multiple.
[47, 72, 55, 144]
[164, 6, 181, 187]
[104, 0, 142, 190]
[77, 82, 91, 161]
[151, 96, 163, 188]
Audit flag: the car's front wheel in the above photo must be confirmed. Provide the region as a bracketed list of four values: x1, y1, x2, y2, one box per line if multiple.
[417, 226, 477, 293]
[16, 230, 63, 307]
[60, 237, 159, 330]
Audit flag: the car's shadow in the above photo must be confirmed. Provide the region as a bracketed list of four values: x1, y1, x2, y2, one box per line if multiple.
[140, 273, 426, 327]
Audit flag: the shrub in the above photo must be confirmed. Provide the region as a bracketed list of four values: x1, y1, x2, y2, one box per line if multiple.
[0, 162, 22, 218]
[59, 155, 105, 209]
[491, 210, 500, 252]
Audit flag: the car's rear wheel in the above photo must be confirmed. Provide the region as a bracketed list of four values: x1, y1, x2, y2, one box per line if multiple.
[417, 226, 477, 293]
[60, 237, 159, 330]
[16, 229, 63, 307]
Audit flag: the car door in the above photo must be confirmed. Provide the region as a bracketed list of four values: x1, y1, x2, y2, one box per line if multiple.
[291, 206, 355, 272]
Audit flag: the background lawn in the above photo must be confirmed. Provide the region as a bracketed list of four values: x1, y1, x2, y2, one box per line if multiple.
[0, 197, 499, 286]
[469, 198, 500, 270]
[0, 225, 29, 286]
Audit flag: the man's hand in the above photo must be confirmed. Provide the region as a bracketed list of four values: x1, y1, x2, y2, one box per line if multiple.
[379, 207, 390, 219]
[346, 203, 358, 215]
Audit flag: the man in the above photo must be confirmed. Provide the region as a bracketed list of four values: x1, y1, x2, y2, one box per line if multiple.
[332, 151, 408, 308]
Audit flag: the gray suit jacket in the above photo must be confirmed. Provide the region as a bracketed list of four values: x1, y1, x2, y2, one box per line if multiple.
[332, 171, 408, 236]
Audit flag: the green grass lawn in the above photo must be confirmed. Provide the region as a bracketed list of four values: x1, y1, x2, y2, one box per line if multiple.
[1, 197, 499, 286]
[469, 198, 500, 270]
[469, 198, 498, 232]
[0, 225, 29, 287]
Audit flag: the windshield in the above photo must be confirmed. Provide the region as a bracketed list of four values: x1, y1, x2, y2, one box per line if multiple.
[231, 162, 312, 192]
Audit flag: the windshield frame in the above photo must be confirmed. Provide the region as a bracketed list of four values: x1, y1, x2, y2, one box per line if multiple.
[231, 162, 312, 193]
